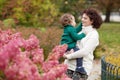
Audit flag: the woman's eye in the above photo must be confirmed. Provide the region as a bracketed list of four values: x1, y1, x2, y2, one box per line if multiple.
[84, 17, 88, 20]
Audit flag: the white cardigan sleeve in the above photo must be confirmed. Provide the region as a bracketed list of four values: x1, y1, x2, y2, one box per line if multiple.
[66, 33, 99, 59]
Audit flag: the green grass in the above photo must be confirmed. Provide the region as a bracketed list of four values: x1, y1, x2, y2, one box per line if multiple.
[99, 23, 120, 46]
[94, 22, 120, 58]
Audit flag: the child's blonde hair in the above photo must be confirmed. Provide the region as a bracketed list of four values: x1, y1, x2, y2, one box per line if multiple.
[60, 13, 74, 26]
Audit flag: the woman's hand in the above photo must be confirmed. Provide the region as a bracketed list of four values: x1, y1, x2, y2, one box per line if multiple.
[63, 54, 67, 59]
[70, 49, 74, 53]
[63, 49, 75, 59]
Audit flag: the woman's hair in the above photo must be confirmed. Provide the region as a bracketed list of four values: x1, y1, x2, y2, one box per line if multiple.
[82, 8, 103, 29]
[60, 13, 74, 26]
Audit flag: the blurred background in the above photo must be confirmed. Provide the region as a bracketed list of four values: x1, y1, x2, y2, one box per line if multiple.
[0, 0, 120, 59]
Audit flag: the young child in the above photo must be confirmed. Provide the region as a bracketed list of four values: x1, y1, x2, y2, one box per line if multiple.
[60, 13, 86, 74]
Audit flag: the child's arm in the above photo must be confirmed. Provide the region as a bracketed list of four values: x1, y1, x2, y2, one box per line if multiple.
[68, 26, 85, 41]
[75, 22, 82, 33]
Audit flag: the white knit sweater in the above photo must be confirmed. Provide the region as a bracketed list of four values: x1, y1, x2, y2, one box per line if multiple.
[64, 25, 99, 75]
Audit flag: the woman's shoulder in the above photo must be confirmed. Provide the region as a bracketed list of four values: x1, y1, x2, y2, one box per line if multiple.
[88, 29, 99, 38]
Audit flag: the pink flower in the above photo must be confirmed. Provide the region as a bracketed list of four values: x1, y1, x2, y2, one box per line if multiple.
[0, 29, 70, 80]
[47, 44, 68, 60]
[42, 60, 59, 72]
[31, 49, 44, 64]
[24, 35, 39, 51]
[41, 64, 68, 80]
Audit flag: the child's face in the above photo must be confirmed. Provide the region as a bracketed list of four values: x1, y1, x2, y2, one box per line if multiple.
[71, 16, 76, 27]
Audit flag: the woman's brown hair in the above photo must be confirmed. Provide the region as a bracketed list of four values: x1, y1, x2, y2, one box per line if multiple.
[82, 8, 103, 29]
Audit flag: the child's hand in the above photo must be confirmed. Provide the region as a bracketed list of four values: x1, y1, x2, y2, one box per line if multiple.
[70, 49, 74, 53]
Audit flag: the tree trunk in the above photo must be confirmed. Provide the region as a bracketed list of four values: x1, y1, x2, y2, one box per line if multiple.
[104, 7, 111, 22]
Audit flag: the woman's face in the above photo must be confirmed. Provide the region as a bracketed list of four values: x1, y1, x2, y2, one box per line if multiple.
[81, 13, 93, 27]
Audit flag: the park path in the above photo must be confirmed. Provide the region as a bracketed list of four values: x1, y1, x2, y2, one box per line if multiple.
[87, 59, 101, 80]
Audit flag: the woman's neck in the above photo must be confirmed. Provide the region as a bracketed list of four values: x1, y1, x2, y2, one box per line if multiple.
[82, 25, 94, 34]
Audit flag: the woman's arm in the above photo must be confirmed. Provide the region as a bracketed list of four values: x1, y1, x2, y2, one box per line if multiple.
[65, 34, 99, 59]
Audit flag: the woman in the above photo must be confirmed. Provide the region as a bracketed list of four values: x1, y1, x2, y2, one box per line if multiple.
[63, 8, 103, 80]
